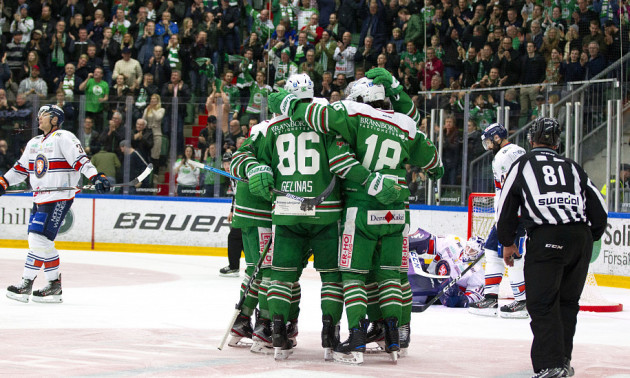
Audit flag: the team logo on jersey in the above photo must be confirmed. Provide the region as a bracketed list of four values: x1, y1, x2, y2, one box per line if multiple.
[262, 232, 274, 267]
[34, 154, 49, 178]
[435, 260, 450, 277]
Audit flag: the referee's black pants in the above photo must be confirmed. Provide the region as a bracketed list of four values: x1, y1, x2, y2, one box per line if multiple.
[524, 223, 592, 372]
[227, 227, 244, 270]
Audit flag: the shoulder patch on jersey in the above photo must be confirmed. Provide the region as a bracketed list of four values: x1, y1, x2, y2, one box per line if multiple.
[435, 259, 451, 277]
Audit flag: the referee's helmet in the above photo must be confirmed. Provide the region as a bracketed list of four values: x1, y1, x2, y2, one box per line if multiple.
[528, 117, 561, 148]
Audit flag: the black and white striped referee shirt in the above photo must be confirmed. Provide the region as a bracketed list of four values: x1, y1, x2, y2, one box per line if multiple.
[496, 147, 608, 246]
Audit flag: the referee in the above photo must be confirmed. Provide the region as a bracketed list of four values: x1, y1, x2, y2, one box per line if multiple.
[496, 117, 608, 378]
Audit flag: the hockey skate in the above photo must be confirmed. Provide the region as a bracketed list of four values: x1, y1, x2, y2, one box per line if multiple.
[468, 294, 498, 316]
[32, 274, 62, 303]
[6, 277, 35, 303]
[563, 357, 575, 377]
[272, 314, 294, 360]
[531, 367, 566, 378]
[321, 315, 340, 361]
[287, 318, 298, 347]
[219, 266, 239, 277]
[500, 300, 529, 319]
[228, 314, 253, 347]
[332, 319, 369, 365]
[365, 320, 385, 353]
[399, 323, 410, 358]
[251, 317, 274, 355]
[383, 317, 400, 363]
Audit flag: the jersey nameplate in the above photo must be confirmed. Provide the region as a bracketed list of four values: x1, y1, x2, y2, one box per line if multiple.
[274, 197, 316, 216]
[366, 210, 405, 225]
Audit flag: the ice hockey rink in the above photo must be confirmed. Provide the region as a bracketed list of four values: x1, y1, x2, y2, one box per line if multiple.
[1, 247, 629, 378]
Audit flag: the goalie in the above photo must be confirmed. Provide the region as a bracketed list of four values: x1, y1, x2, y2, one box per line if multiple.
[408, 228, 485, 308]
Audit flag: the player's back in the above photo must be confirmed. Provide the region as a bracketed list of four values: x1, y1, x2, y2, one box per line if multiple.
[493, 143, 526, 194]
[333, 100, 416, 205]
[257, 114, 342, 225]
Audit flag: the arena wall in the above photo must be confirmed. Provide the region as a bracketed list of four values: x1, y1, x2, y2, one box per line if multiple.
[1, 195, 628, 287]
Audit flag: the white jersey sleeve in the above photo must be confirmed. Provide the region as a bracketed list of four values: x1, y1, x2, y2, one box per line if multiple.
[492, 143, 525, 210]
[4, 130, 98, 204]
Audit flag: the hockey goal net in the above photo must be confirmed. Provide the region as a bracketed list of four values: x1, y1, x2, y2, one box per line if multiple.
[467, 193, 623, 313]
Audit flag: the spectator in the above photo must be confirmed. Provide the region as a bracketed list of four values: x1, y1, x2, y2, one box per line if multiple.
[165, 33, 182, 73]
[543, 48, 563, 85]
[55, 89, 76, 133]
[19, 50, 43, 84]
[319, 71, 334, 99]
[582, 20, 607, 56]
[496, 37, 521, 86]
[198, 115, 218, 158]
[219, 70, 240, 123]
[75, 54, 91, 82]
[120, 32, 135, 55]
[35, 5, 56, 41]
[330, 90, 341, 102]
[359, 0, 387, 52]
[215, 0, 240, 55]
[299, 49, 323, 83]
[292, 31, 314, 66]
[504, 88, 522, 128]
[539, 27, 562, 62]
[79, 117, 99, 156]
[99, 111, 125, 160]
[246, 4, 274, 45]
[157, 1, 186, 24]
[459, 46, 478, 87]
[296, 0, 318, 31]
[134, 72, 159, 120]
[128, 6, 149, 41]
[244, 71, 272, 123]
[518, 42, 546, 118]
[525, 4, 544, 34]
[355, 36, 379, 72]
[326, 12, 346, 41]
[574, 0, 599, 39]
[6, 31, 26, 81]
[439, 114, 462, 185]
[0, 138, 13, 174]
[563, 24, 581, 60]
[10, 4, 34, 43]
[187, 31, 212, 99]
[270, 46, 298, 90]
[113, 46, 142, 91]
[173, 144, 200, 197]
[419, 47, 444, 90]
[604, 20, 627, 63]
[469, 93, 497, 129]
[79, 67, 109, 131]
[71, 28, 93, 62]
[144, 44, 170, 88]
[131, 118, 154, 162]
[332, 73, 348, 97]
[18, 64, 47, 99]
[120, 139, 151, 194]
[143, 93, 166, 172]
[389, 27, 404, 53]
[585, 41, 606, 79]
[110, 8, 131, 44]
[398, 8, 424, 48]
[223, 119, 245, 152]
[202, 143, 223, 197]
[90, 142, 121, 185]
[314, 30, 336, 73]
[206, 91, 231, 133]
[442, 28, 464, 86]
[135, 21, 163, 68]
[110, 73, 132, 113]
[86, 9, 107, 46]
[400, 41, 422, 77]
[383, 42, 400, 73]
[302, 13, 323, 45]
[243, 32, 264, 63]
[185, 0, 206, 26]
[529, 20, 544, 50]
[466, 118, 484, 166]
[333, 31, 356, 80]
[161, 70, 190, 155]
[26, 29, 48, 68]
[85, 0, 110, 24]
[99, 27, 121, 86]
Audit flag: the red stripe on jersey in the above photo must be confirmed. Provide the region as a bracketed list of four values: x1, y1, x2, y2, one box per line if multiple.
[321, 293, 343, 300]
[74, 160, 84, 171]
[494, 179, 502, 189]
[235, 208, 271, 218]
[517, 284, 526, 293]
[379, 297, 403, 304]
[485, 276, 502, 286]
[345, 297, 367, 305]
[14, 163, 28, 173]
[307, 104, 315, 129]
[268, 291, 292, 300]
[320, 106, 327, 132]
[316, 204, 341, 209]
[329, 155, 350, 167]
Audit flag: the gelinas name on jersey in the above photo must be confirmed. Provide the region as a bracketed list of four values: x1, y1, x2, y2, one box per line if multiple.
[281, 180, 313, 193]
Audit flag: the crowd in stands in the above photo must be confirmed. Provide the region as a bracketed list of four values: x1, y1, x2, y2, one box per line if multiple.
[0, 0, 628, 197]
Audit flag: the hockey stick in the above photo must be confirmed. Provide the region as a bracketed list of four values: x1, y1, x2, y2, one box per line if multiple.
[189, 160, 337, 211]
[218, 235, 273, 351]
[5, 164, 154, 194]
[411, 251, 485, 313]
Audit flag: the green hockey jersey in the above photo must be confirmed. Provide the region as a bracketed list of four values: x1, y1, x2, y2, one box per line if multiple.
[245, 83, 273, 114]
[231, 112, 367, 225]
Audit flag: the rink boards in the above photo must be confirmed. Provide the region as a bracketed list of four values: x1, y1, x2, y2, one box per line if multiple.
[1, 194, 629, 286]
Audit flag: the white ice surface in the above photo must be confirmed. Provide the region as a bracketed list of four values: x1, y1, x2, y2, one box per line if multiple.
[0, 248, 629, 377]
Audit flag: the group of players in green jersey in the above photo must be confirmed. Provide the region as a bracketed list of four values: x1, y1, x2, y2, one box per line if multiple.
[225, 67, 444, 365]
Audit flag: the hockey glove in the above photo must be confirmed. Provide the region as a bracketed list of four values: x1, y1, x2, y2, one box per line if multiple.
[425, 164, 444, 181]
[365, 172, 401, 205]
[91, 173, 111, 194]
[366, 68, 403, 97]
[0, 176, 8, 196]
[246, 164, 274, 200]
[268, 90, 299, 117]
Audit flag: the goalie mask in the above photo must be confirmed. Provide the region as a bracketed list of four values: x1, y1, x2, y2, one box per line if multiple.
[38, 104, 65, 128]
[346, 77, 386, 103]
[462, 236, 485, 263]
[284, 73, 314, 100]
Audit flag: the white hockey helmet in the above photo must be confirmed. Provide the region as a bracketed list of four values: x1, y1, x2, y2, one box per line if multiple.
[463, 236, 485, 263]
[346, 77, 386, 103]
[284, 73, 314, 100]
